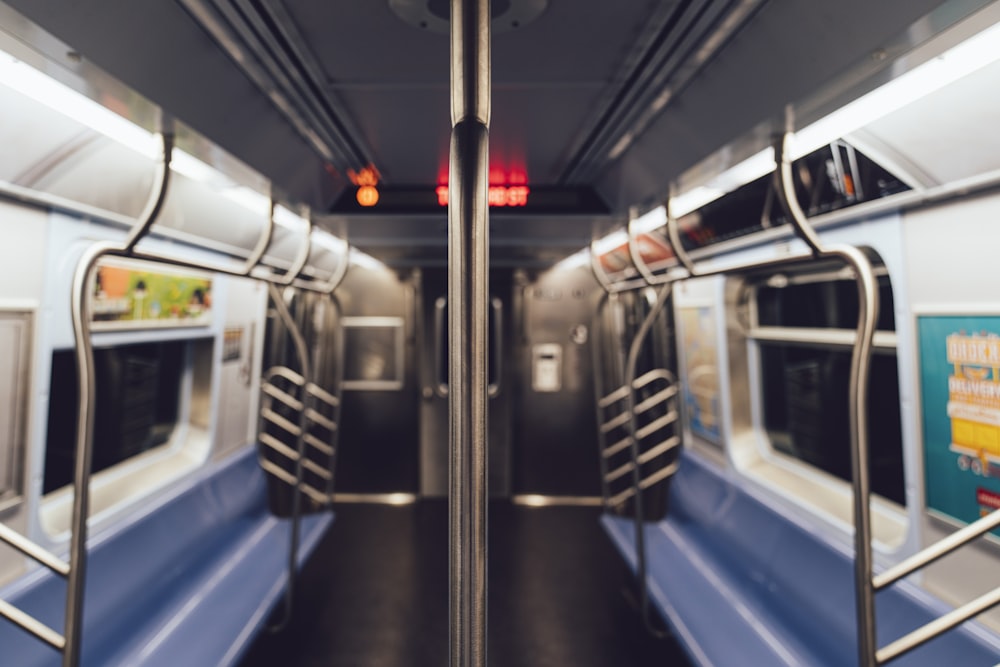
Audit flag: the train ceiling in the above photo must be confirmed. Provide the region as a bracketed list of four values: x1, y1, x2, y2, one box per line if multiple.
[1, 0, 992, 267]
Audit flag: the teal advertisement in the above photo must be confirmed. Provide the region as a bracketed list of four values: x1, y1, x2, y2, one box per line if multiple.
[919, 315, 1000, 528]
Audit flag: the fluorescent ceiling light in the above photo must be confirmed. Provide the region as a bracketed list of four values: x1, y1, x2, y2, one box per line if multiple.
[552, 248, 590, 271]
[312, 230, 349, 255]
[669, 17, 1000, 216]
[0, 48, 275, 219]
[795, 18, 1000, 158]
[349, 247, 386, 271]
[0, 50, 159, 158]
[591, 229, 629, 257]
[631, 206, 667, 234]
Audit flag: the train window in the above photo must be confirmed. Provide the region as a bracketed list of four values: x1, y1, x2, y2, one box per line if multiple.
[341, 317, 405, 390]
[0, 312, 31, 510]
[43, 341, 187, 493]
[746, 261, 906, 506]
[41, 337, 213, 533]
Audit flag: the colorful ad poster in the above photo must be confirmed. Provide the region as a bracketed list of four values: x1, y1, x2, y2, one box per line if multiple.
[919, 315, 1000, 529]
[91, 258, 212, 330]
[678, 305, 722, 445]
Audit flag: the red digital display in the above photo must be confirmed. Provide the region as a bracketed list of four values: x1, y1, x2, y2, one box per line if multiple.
[435, 185, 530, 207]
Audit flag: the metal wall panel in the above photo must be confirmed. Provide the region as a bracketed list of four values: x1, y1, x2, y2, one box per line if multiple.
[511, 265, 602, 496]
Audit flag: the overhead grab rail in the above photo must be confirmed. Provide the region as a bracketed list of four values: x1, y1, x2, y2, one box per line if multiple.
[592, 262, 680, 639]
[642, 121, 885, 664]
[259, 282, 311, 633]
[590, 237, 650, 294]
[591, 119, 997, 663]
[0, 132, 172, 667]
[0, 128, 351, 665]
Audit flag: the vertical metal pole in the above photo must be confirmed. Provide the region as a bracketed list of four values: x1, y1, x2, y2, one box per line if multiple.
[449, 1, 490, 666]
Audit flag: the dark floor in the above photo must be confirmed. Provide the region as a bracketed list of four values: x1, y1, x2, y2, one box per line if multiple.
[240, 501, 691, 666]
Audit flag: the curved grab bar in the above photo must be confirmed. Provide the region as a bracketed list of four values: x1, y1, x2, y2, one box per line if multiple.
[771, 128, 879, 666]
[626, 209, 660, 287]
[622, 282, 675, 638]
[63, 132, 174, 667]
[283, 214, 313, 286]
[322, 241, 351, 294]
[123, 133, 174, 254]
[263, 282, 313, 633]
[242, 198, 275, 276]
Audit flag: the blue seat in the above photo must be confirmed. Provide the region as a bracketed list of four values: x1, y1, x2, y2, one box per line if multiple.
[0, 447, 333, 667]
[603, 449, 1000, 666]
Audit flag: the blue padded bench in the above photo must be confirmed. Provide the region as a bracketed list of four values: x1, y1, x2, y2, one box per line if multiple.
[603, 449, 1000, 666]
[0, 447, 333, 667]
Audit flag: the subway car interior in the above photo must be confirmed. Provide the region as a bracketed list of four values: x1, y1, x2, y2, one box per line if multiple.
[3, 1, 1000, 665]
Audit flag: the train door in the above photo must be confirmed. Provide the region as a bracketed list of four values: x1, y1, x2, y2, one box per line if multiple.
[509, 266, 603, 498]
[419, 267, 511, 497]
[327, 264, 422, 494]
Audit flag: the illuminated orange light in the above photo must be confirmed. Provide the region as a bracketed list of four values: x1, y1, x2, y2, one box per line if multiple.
[356, 185, 380, 207]
[436, 184, 530, 207]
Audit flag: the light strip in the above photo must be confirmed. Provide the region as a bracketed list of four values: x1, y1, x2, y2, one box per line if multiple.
[0, 48, 274, 218]
[0, 50, 159, 158]
[349, 247, 386, 271]
[795, 18, 1000, 159]
[580, 15, 1000, 263]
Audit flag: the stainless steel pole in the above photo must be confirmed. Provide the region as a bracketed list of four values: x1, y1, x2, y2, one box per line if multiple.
[448, 1, 490, 666]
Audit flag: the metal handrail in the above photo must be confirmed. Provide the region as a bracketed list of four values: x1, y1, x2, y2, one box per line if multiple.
[64, 133, 171, 666]
[242, 198, 276, 276]
[622, 283, 675, 638]
[590, 237, 650, 293]
[262, 282, 311, 633]
[448, 1, 491, 665]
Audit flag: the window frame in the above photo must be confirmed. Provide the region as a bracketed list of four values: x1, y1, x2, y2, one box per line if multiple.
[39, 331, 214, 536]
[725, 256, 911, 549]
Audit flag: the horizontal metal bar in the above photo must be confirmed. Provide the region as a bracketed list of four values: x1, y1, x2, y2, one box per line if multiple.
[259, 432, 294, 457]
[306, 382, 339, 406]
[264, 366, 306, 387]
[262, 408, 302, 437]
[510, 495, 603, 507]
[748, 326, 898, 351]
[259, 435, 331, 480]
[600, 391, 678, 434]
[0, 598, 65, 651]
[0, 523, 69, 577]
[305, 408, 337, 432]
[607, 436, 682, 483]
[303, 433, 334, 457]
[598, 369, 674, 408]
[258, 460, 331, 505]
[876, 585, 1000, 664]
[874, 508, 1000, 590]
[302, 459, 333, 481]
[332, 492, 418, 505]
[608, 461, 681, 507]
[261, 382, 303, 411]
[633, 386, 679, 414]
[635, 412, 679, 441]
[601, 411, 633, 434]
[603, 435, 634, 459]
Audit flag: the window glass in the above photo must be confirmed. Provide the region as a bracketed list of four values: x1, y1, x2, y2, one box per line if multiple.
[757, 275, 896, 331]
[750, 256, 906, 506]
[44, 341, 186, 493]
[758, 344, 905, 504]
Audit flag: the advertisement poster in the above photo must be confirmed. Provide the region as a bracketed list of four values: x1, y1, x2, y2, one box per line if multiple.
[91, 258, 212, 330]
[678, 305, 722, 445]
[919, 315, 1000, 529]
